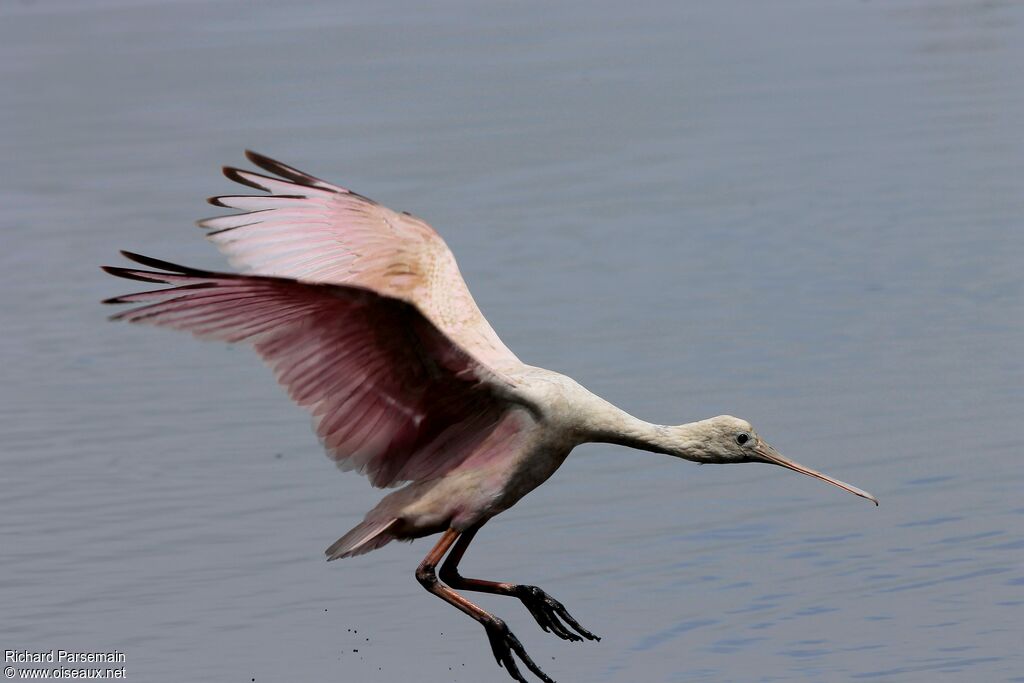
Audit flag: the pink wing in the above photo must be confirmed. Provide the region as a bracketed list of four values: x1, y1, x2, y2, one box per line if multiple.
[197, 151, 521, 374]
[102, 252, 534, 488]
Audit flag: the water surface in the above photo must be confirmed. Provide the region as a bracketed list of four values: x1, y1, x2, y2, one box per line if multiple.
[2, 1, 1021, 681]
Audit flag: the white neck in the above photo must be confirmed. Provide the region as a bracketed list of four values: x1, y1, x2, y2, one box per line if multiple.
[583, 401, 709, 463]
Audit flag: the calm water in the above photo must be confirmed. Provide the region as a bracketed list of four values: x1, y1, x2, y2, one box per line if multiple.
[2, 1, 1021, 681]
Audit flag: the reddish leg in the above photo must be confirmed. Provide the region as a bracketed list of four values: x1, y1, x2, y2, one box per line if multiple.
[438, 525, 600, 643]
[416, 529, 556, 683]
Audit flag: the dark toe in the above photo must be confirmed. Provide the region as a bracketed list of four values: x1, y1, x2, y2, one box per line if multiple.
[517, 585, 600, 642]
[484, 618, 557, 683]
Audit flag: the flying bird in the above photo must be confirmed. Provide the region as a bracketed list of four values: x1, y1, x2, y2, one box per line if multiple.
[102, 152, 878, 683]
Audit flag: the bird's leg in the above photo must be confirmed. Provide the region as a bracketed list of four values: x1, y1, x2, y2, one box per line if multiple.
[417, 529, 556, 683]
[437, 525, 600, 643]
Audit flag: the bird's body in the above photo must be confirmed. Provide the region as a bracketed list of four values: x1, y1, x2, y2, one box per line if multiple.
[103, 152, 877, 683]
[338, 367, 623, 551]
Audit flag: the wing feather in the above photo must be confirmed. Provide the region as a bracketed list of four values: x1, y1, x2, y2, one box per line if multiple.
[103, 253, 531, 488]
[198, 152, 521, 374]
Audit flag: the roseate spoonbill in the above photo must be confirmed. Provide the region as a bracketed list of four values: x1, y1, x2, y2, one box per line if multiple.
[102, 152, 878, 683]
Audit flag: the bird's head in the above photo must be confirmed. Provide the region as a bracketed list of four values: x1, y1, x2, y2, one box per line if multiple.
[674, 415, 878, 505]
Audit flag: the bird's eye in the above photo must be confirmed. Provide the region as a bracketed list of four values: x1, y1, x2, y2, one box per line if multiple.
[736, 433, 749, 445]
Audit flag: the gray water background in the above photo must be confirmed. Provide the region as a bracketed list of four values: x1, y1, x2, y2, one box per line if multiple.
[2, 1, 1021, 681]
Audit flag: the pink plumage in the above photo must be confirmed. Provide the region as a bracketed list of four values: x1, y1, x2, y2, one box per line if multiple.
[198, 151, 521, 374]
[103, 253, 519, 490]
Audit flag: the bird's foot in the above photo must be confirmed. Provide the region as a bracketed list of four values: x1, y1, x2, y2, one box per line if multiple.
[484, 618, 556, 683]
[514, 585, 600, 642]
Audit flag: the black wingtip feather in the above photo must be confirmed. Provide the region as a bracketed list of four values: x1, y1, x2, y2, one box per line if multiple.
[223, 166, 258, 190]
[241, 150, 362, 200]
[116, 251, 231, 279]
[244, 149, 271, 165]
[102, 295, 133, 305]
[208, 193, 306, 207]
[204, 225, 241, 236]
[244, 150, 288, 174]
[244, 150, 297, 178]
[101, 265, 171, 284]
[103, 281, 220, 306]
[243, 150, 324, 187]
[119, 251, 188, 272]
[223, 166, 278, 192]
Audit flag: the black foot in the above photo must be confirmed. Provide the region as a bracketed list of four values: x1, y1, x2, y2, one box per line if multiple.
[515, 585, 601, 642]
[484, 618, 556, 683]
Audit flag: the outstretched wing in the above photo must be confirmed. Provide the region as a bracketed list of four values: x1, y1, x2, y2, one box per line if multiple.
[102, 252, 534, 488]
[197, 151, 521, 374]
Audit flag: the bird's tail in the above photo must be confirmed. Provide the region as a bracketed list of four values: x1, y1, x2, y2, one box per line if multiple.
[325, 518, 400, 560]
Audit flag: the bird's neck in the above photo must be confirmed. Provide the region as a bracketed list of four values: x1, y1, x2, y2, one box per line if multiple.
[585, 402, 707, 463]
